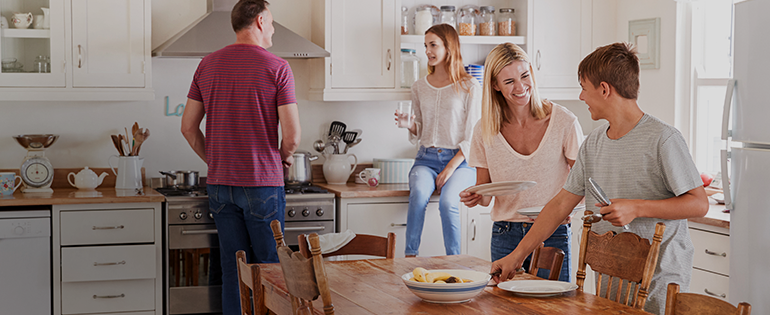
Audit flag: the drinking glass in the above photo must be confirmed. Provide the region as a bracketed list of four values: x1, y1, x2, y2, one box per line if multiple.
[397, 101, 412, 128]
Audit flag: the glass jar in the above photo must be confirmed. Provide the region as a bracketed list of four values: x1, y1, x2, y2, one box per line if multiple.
[497, 8, 516, 36]
[413, 5, 438, 35]
[33, 55, 50, 73]
[457, 6, 477, 36]
[478, 6, 496, 36]
[438, 5, 456, 29]
[401, 6, 409, 35]
[401, 49, 420, 89]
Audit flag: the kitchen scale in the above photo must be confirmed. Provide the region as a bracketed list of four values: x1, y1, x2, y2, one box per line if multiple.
[13, 134, 59, 193]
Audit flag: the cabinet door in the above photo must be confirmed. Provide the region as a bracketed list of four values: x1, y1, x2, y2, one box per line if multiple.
[0, 0, 65, 86]
[346, 201, 444, 258]
[464, 202, 493, 261]
[531, 0, 591, 92]
[71, 0, 145, 87]
[330, 0, 396, 89]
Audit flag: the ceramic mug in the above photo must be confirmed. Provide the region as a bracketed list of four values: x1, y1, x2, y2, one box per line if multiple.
[33, 15, 44, 29]
[358, 168, 381, 187]
[0, 172, 22, 196]
[12, 12, 33, 29]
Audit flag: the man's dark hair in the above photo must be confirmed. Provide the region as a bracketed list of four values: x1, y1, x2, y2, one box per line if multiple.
[231, 0, 270, 32]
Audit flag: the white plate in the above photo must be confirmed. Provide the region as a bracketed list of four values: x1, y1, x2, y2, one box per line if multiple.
[497, 280, 578, 297]
[465, 181, 536, 196]
[516, 204, 586, 219]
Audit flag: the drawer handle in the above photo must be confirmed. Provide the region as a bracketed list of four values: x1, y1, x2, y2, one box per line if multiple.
[704, 289, 726, 298]
[94, 260, 126, 266]
[181, 229, 218, 235]
[284, 226, 326, 232]
[705, 249, 727, 257]
[471, 219, 476, 241]
[92, 225, 125, 230]
[390, 223, 407, 227]
[93, 294, 125, 299]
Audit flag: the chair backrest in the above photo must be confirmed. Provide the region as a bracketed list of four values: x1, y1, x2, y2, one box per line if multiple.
[665, 283, 751, 315]
[236, 250, 266, 315]
[297, 232, 396, 259]
[576, 210, 666, 310]
[528, 242, 565, 281]
[270, 220, 335, 315]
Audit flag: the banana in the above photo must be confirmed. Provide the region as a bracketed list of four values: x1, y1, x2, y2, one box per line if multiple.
[426, 271, 454, 283]
[413, 267, 428, 282]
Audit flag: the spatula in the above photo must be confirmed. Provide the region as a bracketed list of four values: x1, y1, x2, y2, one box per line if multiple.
[328, 121, 346, 138]
[342, 131, 358, 152]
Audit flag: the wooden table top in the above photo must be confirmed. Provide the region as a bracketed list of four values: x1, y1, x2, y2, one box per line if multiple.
[258, 255, 650, 315]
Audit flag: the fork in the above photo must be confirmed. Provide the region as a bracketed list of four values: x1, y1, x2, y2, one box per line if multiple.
[586, 178, 629, 230]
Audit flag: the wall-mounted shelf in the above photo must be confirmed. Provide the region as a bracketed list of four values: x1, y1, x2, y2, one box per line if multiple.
[2, 29, 51, 38]
[401, 34, 526, 45]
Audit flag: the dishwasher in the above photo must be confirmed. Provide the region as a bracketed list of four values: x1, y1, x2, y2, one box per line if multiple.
[0, 209, 51, 315]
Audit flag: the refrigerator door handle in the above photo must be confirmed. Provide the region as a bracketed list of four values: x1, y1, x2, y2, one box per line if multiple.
[721, 79, 736, 140]
[721, 149, 732, 210]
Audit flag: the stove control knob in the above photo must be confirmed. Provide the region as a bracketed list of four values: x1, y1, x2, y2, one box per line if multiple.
[194, 212, 203, 220]
[288, 208, 296, 217]
[179, 212, 188, 220]
[14, 226, 25, 235]
[302, 208, 310, 217]
[316, 208, 324, 217]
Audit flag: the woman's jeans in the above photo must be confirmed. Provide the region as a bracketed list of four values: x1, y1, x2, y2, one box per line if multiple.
[208, 185, 285, 315]
[405, 146, 476, 256]
[491, 221, 572, 282]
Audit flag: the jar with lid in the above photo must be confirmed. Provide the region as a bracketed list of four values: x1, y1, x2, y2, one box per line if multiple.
[457, 6, 477, 36]
[401, 6, 409, 35]
[413, 4, 438, 35]
[497, 8, 516, 36]
[401, 49, 420, 89]
[438, 5, 456, 29]
[33, 55, 50, 73]
[478, 6, 496, 36]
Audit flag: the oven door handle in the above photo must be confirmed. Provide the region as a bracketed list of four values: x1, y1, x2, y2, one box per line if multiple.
[180, 229, 219, 235]
[284, 226, 327, 232]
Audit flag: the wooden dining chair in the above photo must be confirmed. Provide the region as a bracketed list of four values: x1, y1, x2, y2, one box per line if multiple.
[528, 242, 565, 281]
[297, 232, 396, 259]
[576, 210, 666, 310]
[270, 220, 335, 315]
[236, 250, 268, 315]
[665, 283, 751, 315]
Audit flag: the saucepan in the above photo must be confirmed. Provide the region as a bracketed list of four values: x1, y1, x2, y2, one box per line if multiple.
[284, 150, 318, 185]
[160, 170, 199, 189]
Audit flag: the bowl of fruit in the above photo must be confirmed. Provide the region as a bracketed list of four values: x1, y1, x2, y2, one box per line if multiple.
[401, 268, 491, 303]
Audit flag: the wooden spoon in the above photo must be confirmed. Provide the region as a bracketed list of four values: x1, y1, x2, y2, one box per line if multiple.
[111, 134, 124, 156]
[132, 128, 150, 156]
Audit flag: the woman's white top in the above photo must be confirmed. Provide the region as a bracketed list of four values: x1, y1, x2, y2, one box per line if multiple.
[469, 104, 584, 222]
[409, 76, 482, 159]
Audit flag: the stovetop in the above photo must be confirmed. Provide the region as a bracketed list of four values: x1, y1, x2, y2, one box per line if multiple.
[154, 184, 332, 199]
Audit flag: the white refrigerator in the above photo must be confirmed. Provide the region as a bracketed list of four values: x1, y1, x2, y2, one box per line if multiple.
[722, 1, 770, 314]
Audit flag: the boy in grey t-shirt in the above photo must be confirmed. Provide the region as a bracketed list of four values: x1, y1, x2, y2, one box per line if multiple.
[488, 43, 709, 315]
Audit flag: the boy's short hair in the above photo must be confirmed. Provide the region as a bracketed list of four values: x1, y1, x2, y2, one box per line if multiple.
[578, 42, 640, 100]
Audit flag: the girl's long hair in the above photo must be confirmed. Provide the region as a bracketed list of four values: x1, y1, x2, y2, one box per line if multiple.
[480, 43, 551, 144]
[425, 24, 473, 94]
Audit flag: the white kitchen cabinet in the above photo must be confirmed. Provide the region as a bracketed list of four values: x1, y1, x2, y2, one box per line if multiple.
[689, 222, 730, 302]
[338, 196, 448, 258]
[53, 202, 163, 315]
[0, 0, 152, 100]
[461, 200, 493, 261]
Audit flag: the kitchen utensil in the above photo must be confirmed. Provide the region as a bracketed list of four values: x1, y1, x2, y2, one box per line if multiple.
[13, 134, 58, 193]
[132, 128, 148, 156]
[313, 139, 326, 153]
[119, 134, 130, 156]
[328, 121, 346, 138]
[159, 170, 199, 189]
[329, 134, 342, 154]
[349, 129, 362, 138]
[108, 155, 144, 190]
[67, 167, 108, 190]
[125, 127, 132, 154]
[284, 150, 318, 185]
[132, 122, 139, 145]
[343, 138, 361, 154]
[134, 128, 149, 156]
[342, 131, 357, 152]
[110, 134, 124, 155]
[586, 178, 629, 230]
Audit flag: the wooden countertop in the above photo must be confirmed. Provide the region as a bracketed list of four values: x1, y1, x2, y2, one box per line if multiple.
[688, 201, 730, 229]
[0, 187, 164, 207]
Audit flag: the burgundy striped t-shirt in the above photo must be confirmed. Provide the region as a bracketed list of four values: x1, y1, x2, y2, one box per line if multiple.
[188, 44, 296, 187]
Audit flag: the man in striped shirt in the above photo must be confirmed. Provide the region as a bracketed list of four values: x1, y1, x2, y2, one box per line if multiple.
[181, 1, 300, 314]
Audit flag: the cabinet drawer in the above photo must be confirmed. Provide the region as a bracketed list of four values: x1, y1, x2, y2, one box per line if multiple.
[61, 279, 155, 314]
[60, 209, 154, 245]
[691, 268, 730, 302]
[690, 228, 730, 275]
[62, 245, 156, 282]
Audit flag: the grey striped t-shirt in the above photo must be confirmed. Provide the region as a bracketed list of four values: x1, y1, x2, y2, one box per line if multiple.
[563, 114, 702, 315]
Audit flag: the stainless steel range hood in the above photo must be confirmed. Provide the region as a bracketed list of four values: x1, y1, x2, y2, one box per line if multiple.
[152, 1, 329, 58]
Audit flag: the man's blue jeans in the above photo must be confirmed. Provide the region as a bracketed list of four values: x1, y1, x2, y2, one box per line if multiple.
[207, 184, 285, 315]
[490, 221, 572, 282]
[405, 146, 476, 256]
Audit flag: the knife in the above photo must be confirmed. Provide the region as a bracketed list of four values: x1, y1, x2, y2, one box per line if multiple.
[587, 178, 630, 230]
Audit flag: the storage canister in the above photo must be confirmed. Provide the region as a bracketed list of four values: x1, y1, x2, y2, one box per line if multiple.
[497, 8, 516, 36]
[457, 6, 477, 36]
[478, 6, 496, 36]
[401, 6, 409, 35]
[373, 158, 415, 184]
[401, 49, 420, 89]
[438, 5, 456, 29]
[413, 5, 438, 35]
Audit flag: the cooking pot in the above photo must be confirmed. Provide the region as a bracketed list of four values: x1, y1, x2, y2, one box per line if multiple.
[160, 170, 199, 189]
[284, 150, 318, 185]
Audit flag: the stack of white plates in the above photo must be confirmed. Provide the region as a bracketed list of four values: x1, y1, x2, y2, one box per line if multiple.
[464, 181, 536, 196]
[516, 204, 586, 219]
[464, 64, 484, 87]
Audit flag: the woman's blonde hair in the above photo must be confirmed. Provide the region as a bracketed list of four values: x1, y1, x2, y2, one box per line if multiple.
[425, 24, 473, 94]
[480, 43, 551, 144]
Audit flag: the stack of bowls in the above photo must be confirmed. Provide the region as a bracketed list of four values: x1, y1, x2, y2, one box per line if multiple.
[464, 64, 484, 87]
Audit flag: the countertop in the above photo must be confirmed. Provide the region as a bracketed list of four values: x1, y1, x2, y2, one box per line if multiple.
[0, 187, 165, 207]
[688, 201, 730, 229]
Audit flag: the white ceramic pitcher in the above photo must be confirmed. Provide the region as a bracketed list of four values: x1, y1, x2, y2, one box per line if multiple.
[108, 155, 144, 189]
[322, 154, 358, 185]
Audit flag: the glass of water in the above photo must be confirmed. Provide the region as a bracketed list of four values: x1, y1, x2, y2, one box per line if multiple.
[397, 101, 412, 128]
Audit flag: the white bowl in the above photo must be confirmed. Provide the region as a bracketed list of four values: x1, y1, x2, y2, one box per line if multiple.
[401, 269, 491, 303]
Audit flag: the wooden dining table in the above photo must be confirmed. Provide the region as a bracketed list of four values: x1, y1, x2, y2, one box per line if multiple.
[257, 254, 650, 314]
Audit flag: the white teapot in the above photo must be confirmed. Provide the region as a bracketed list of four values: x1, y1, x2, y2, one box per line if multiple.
[68, 167, 109, 190]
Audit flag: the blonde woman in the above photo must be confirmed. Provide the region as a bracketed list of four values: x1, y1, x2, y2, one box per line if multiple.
[397, 24, 482, 256]
[460, 43, 583, 281]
